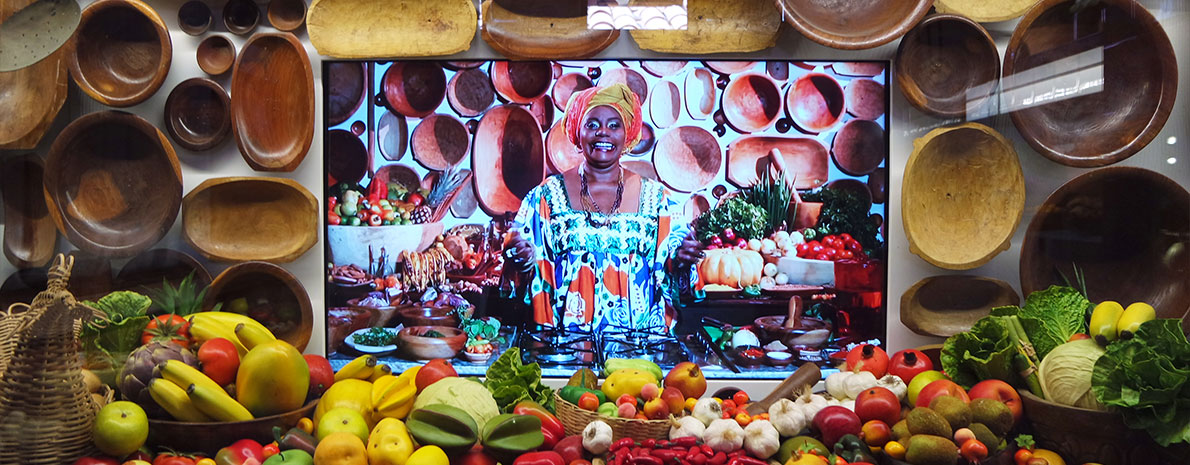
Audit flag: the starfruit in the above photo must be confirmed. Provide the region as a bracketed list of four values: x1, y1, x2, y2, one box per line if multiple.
[481, 413, 544, 459]
[405, 404, 478, 456]
[371, 367, 418, 420]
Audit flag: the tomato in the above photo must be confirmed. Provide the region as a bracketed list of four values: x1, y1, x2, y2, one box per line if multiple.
[406, 192, 425, 207]
[385, 275, 399, 288]
[809, 243, 825, 255]
[458, 450, 498, 465]
[374, 278, 386, 290]
[845, 239, 863, 253]
[822, 236, 839, 249]
[838, 250, 854, 259]
[823, 248, 838, 259]
[732, 390, 750, 405]
[368, 214, 383, 226]
[197, 338, 239, 386]
[328, 196, 338, 207]
[415, 358, 458, 392]
[1014, 449, 1034, 465]
[855, 387, 901, 425]
[814, 253, 831, 261]
[734, 411, 751, 426]
[960, 439, 989, 462]
[142, 314, 190, 347]
[328, 212, 341, 225]
[838, 233, 853, 242]
[722, 228, 736, 242]
[152, 453, 196, 465]
[577, 392, 600, 411]
[709, 235, 723, 247]
[796, 243, 811, 255]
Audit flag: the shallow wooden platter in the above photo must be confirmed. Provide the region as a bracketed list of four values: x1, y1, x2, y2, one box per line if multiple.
[69, 0, 171, 107]
[182, 177, 318, 263]
[482, 0, 619, 59]
[725, 136, 829, 190]
[630, 0, 780, 54]
[231, 33, 314, 172]
[900, 275, 1019, 337]
[307, 0, 475, 58]
[472, 105, 546, 216]
[1, 154, 56, 268]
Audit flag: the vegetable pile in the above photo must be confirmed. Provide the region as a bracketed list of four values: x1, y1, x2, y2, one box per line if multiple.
[800, 188, 880, 252]
[694, 197, 768, 244]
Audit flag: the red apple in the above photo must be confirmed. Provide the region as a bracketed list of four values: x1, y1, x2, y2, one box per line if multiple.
[915, 379, 970, 408]
[415, 358, 458, 392]
[967, 379, 1023, 425]
[813, 406, 862, 448]
[304, 354, 334, 398]
[664, 362, 707, 399]
[855, 387, 901, 426]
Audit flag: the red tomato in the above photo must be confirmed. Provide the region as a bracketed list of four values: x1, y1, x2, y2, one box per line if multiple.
[838, 250, 854, 259]
[304, 354, 335, 398]
[458, 450, 498, 465]
[960, 439, 989, 462]
[406, 192, 425, 207]
[795, 243, 811, 255]
[823, 248, 838, 258]
[722, 228, 736, 242]
[1014, 449, 1034, 465]
[152, 453, 196, 465]
[732, 390, 750, 405]
[142, 314, 191, 347]
[822, 236, 839, 249]
[809, 243, 825, 255]
[197, 338, 239, 386]
[814, 253, 831, 261]
[838, 233, 853, 242]
[577, 392, 600, 411]
[855, 387, 901, 425]
[846, 239, 863, 253]
[328, 213, 341, 225]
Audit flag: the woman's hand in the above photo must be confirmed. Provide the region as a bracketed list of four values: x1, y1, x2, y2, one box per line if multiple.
[674, 230, 704, 269]
[502, 231, 536, 273]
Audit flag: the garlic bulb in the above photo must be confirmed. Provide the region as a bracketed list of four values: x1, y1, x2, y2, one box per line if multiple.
[843, 371, 879, 399]
[582, 420, 613, 454]
[825, 371, 851, 399]
[692, 398, 723, 426]
[743, 420, 780, 459]
[791, 387, 829, 424]
[876, 374, 908, 400]
[669, 415, 706, 441]
[704, 419, 745, 453]
[768, 398, 807, 436]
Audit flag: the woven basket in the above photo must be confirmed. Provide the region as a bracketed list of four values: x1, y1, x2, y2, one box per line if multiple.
[554, 392, 670, 441]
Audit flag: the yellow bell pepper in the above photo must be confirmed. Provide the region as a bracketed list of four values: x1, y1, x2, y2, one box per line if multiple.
[368, 418, 414, 465]
[600, 369, 658, 400]
[405, 446, 449, 465]
[313, 432, 367, 465]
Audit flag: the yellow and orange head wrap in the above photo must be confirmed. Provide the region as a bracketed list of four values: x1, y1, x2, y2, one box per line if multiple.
[563, 83, 644, 151]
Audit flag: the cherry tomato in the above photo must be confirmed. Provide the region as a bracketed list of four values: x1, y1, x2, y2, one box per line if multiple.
[814, 253, 831, 261]
[734, 238, 748, 249]
[734, 411, 752, 426]
[1014, 449, 1033, 465]
[368, 214, 382, 226]
[823, 248, 838, 259]
[822, 236, 839, 249]
[710, 236, 723, 247]
[838, 233, 853, 242]
[721, 399, 737, 410]
[809, 244, 825, 255]
[846, 239, 864, 252]
[328, 213, 342, 225]
[374, 278, 386, 290]
[406, 192, 425, 206]
[838, 250, 854, 259]
[796, 243, 811, 255]
[722, 228, 736, 242]
[732, 391, 750, 405]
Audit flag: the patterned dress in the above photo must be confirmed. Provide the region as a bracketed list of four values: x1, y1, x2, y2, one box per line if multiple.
[511, 174, 697, 332]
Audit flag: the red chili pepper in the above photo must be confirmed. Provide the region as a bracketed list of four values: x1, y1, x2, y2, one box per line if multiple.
[514, 451, 566, 465]
[732, 456, 767, 465]
[513, 400, 566, 449]
[613, 438, 636, 452]
[690, 454, 708, 465]
[653, 449, 681, 462]
[658, 440, 669, 448]
[632, 455, 663, 465]
[671, 437, 697, 448]
[701, 445, 714, 457]
[642, 439, 657, 449]
[708, 452, 727, 465]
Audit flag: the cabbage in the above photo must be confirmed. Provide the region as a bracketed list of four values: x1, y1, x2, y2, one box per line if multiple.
[413, 377, 500, 426]
[1038, 338, 1105, 410]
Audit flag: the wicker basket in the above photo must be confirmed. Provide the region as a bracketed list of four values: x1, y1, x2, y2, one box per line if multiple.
[554, 392, 670, 441]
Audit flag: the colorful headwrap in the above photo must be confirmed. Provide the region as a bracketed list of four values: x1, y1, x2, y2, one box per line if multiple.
[563, 83, 644, 151]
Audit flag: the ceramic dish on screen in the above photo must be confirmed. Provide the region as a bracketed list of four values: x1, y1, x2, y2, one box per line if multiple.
[345, 327, 400, 355]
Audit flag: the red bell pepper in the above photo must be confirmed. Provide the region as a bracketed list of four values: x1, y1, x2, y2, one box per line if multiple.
[215, 439, 265, 465]
[513, 400, 565, 449]
[513, 451, 565, 465]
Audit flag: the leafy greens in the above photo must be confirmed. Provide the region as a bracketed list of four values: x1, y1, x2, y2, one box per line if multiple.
[485, 347, 555, 413]
[1092, 319, 1190, 446]
[1004, 285, 1090, 360]
[693, 197, 768, 243]
[940, 315, 1022, 389]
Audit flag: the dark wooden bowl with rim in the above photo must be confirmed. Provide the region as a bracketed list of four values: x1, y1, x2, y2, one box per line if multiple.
[652, 126, 721, 193]
[164, 78, 231, 152]
[222, 0, 259, 35]
[490, 60, 553, 104]
[325, 61, 366, 127]
[777, 0, 932, 50]
[1020, 391, 1190, 465]
[69, 0, 172, 107]
[447, 67, 496, 117]
[231, 33, 314, 172]
[412, 114, 470, 171]
[196, 35, 235, 76]
[177, 0, 211, 35]
[382, 61, 446, 118]
[896, 14, 999, 119]
[397, 304, 461, 328]
[266, 0, 305, 32]
[202, 261, 314, 352]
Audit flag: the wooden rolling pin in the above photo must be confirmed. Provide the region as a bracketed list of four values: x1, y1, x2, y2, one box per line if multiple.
[745, 362, 821, 416]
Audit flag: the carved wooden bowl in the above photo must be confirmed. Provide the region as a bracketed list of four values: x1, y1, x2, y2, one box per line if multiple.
[786, 73, 845, 133]
[481, 0, 618, 59]
[412, 114, 470, 171]
[472, 105, 545, 215]
[115, 248, 211, 302]
[831, 119, 885, 176]
[70, 0, 171, 107]
[1021, 391, 1190, 465]
[182, 177, 318, 263]
[147, 401, 316, 457]
[447, 67, 495, 118]
[398, 326, 466, 360]
[722, 73, 783, 133]
[776, 0, 933, 50]
[900, 275, 1019, 337]
[163, 78, 231, 152]
[325, 129, 368, 186]
[382, 61, 446, 118]
[491, 61, 552, 104]
[896, 14, 999, 118]
[196, 35, 235, 76]
[203, 261, 314, 352]
[844, 79, 885, 120]
[725, 136, 829, 190]
[325, 61, 366, 127]
[398, 305, 461, 328]
[1, 154, 56, 268]
[177, 0, 211, 35]
[221, 0, 258, 35]
[231, 33, 314, 172]
[266, 0, 305, 32]
[653, 126, 721, 193]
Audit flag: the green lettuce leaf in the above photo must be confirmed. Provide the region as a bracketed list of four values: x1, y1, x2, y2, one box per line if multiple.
[1092, 319, 1190, 446]
[84, 291, 151, 321]
[484, 347, 555, 413]
[941, 315, 1020, 389]
[1019, 286, 1089, 357]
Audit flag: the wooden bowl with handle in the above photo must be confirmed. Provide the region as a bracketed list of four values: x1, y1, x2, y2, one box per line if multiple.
[231, 33, 314, 172]
[69, 0, 171, 107]
[182, 177, 318, 264]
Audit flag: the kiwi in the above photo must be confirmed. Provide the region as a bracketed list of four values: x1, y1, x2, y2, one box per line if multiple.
[892, 419, 912, 442]
[929, 395, 972, 429]
[970, 398, 1014, 437]
[968, 423, 1002, 453]
[906, 407, 953, 439]
[905, 435, 960, 465]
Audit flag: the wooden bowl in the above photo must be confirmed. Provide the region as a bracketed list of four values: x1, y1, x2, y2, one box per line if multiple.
[621, 159, 658, 181]
[1020, 167, 1190, 332]
[382, 61, 446, 118]
[2, 154, 56, 269]
[1020, 391, 1190, 465]
[327, 223, 445, 267]
[787, 73, 845, 133]
[833, 62, 884, 77]
[896, 14, 999, 119]
[900, 275, 1019, 337]
[490, 61, 552, 104]
[147, 399, 317, 456]
[831, 119, 885, 176]
[347, 298, 399, 328]
[327, 306, 376, 354]
[641, 61, 687, 78]
[684, 67, 717, 120]
[447, 68, 495, 118]
[545, 121, 581, 174]
[196, 35, 235, 76]
[44, 111, 180, 258]
[450, 171, 479, 218]
[705, 62, 757, 76]
[164, 78, 231, 152]
[844, 79, 885, 120]
[70, 0, 171, 107]
[203, 261, 314, 352]
[326, 129, 368, 186]
[649, 79, 681, 130]
[378, 111, 408, 161]
[398, 305, 461, 328]
[326, 61, 366, 127]
[0, 0, 68, 150]
[776, 0, 932, 50]
[903, 123, 1024, 270]
[306, 0, 475, 58]
[527, 93, 555, 131]
[472, 105, 545, 215]
[631, 123, 655, 155]
[412, 114, 470, 170]
[935, 0, 1037, 23]
[115, 248, 211, 302]
[0, 0, 78, 72]
[177, 0, 211, 35]
[551, 72, 593, 111]
[722, 73, 783, 133]
[1005, 0, 1177, 167]
[372, 164, 422, 194]
[183, 177, 317, 263]
[652, 126, 721, 193]
[754, 315, 833, 348]
[481, 0, 619, 60]
[597, 67, 648, 104]
[221, 0, 258, 35]
[232, 33, 314, 172]
[867, 166, 888, 205]
[629, 0, 780, 54]
[725, 136, 829, 190]
[398, 326, 466, 360]
[267, 0, 305, 31]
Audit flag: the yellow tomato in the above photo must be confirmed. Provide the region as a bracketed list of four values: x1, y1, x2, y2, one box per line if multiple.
[883, 441, 907, 460]
[1031, 449, 1067, 465]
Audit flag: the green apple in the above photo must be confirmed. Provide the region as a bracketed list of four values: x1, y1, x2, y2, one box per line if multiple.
[906, 370, 948, 406]
[92, 401, 148, 457]
[317, 407, 369, 443]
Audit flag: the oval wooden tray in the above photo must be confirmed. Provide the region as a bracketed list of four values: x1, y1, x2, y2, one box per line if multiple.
[725, 136, 829, 190]
[116, 248, 212, 301]
[202, 262, 314, 352]
[69, 0, 171, 107]
[481, 0, 619, 59]
[630, 0, 780, 54]
[164, 77, 231, 152]
[44, 111, 181, 258]
[900, 275, 1019, 337]
[649, 79, 681, 129]
[182, 177, 318, 263]
[903, 123, 1024, 270]
[653, 126, 721, 193]
[377, 111, 408, 161]
[777, 0, 932, 50]
[896, 14, 999, 119]
[684, 67, 717, 120]
[231, 33, 314, 172]
[1, 154, 56, 268]
[307, 0, 475, 58]
[472, 105, 545, 216]
[325, 61, 366, 127]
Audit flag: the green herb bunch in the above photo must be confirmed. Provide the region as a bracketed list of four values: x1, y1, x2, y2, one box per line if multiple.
[693, 196, 769, 243]
[741, 168, 792, 237]
[801, 187, 882, 251]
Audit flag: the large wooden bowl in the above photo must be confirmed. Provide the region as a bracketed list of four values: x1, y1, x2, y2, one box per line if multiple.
[551, 72, 593, 111]
[447, 67, 495, 118]
[347, 298, 399, 328]
[786, 73, 846, 134]
[1005, 0, 1177, 167]
[844, 78, 885, 121]
[382, 61, 446, 118]
[653, 126, 722, 193]
[164, 78, 231, 152]
[325, 61, 366, 127]
[726, 136, 828, 190]
[327, 223, 445, 267]
[903, 123, 1024, 270]
[196, 35, 235, 76]
[935, 0, 1039, 23]
[44, 111, 181, 258]
[412, 114, 470, 170]
[203, 262, 314, 352]
[1020, 167, 1190, 332]
[69, 0, 171, 107]
[491, 61, 553, 104]
[1021, 391, 1190, 465]
[232, 33, 314, 172]
[472, 105, 545, 216]
[2, 154, 56, 269]
[777, 0, 932, 50]
[722, 73, 783, 133]
[147, 399, 317, 456]
[896, 14, 999, 119]
[326, 129, 368, 186]
[482, 0, 619, 59]
[900, 275, 1019, 337]
[630, 0, 780, 54]
[545, 121, 582, 175]
[115, 248, 211, 302]
[398, 326, 466, 360]
[306, 0, 475, 58]
[182, 177, 317, 264]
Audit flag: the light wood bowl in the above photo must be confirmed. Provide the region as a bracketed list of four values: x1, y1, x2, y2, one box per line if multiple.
[69, 0, 171, 107]
[725, 136, 829, 190]
[398, 326, 466, 360]
[221, 0, 258, 35]
[197, 35, 235, 76]
[163, 78, 231, 152]
[231, 33, 314, 172]
[490, 61, 552, 104]
[325, 61, 366, 126]
[649, 79, 681, 130]
[182, 177, 318, 264]
[306, 0, 475, 58]
[722, 73, 783, 133]
[447, 67, 495, 118]
[900, 275, 1019, 337]
[267, 0, 305, 31]
[412, 114, 470, 171]
[1, 154, 56, 268]
[896, 14, 999, 119]
[935, 0, 1037, 23]
[472, 105, 545, 215]
[203, 262, 314, 352]
[629, 0, 780, 54]
[903, 123, 1024, 270]
[551, 72, 593, 111]
[481, 0, 619, 60]
[832, 62, 884, 77]
[326, 222, 445, 267]
[787, 73, 845, 133]
[652, 126, 721, 193]
[44, 111, 181, 258]
[382, 61, 446, 118]
[705, 62, 757, 75]
[545, 121, 582, 175]
[776, 0, 933, 50]
[844, 79, 885, 120]
[177, 0, 211, 35]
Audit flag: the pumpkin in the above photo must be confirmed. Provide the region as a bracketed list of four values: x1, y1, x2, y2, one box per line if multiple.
[698, 248, 763, 288]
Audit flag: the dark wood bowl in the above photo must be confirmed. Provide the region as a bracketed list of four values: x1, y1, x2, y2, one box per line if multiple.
[551, 72, 593, 111]
[447, 67, 495, 118]
[629, 0, 780, 54]
[164, 78, 231, 152]
[722, 73, 782, 133]
[0, 0, 68, 150]
[649, 79, 681, 129]
[325, 61, 366, 127]
[69, 0, 171, 107]
[221, 0, 258, 35]
[306, 0, 475, 58]
[481, 0, 619, 60]
[754, 315, 833, 348]
[196, 34, 235, 76]
[900, 275, 1019, 337]
[398, 305, 461, 328]
[177, 0, 211, 35]
[412, 114, 470, 171]
[115, 248, 211, 303]
[382, 61, 446, 118]
[1020, 391, 1190, 465]
[347, 298, 399, 328]
[1004, 0, 1177, 167]
[147, 400, 316, 457]
[231, 33, 314, 172]
[844, 79, 885, 120]
[725, 136, 828, 190]
[377, 110, 409, 161]
[398, 326, 466, 360]
[1020, 167, 1190, 333]
[490, 61, 552, 104]
[597, 67, 648, 104]
[653, 126, 721, 193]
[2, 154, 56, 268]
[896, 14, 999, 119]
[326, 129, 368, 186]
[684, 67, 717, 120]
[203, 261, 314, 352]
[327, 306, 376, 354]
[776, 0, 933, 50]
[182, 177, 318, 264]
[266, 0, 305, 32]
[787, 72, 845, 133]
[831, 119, 885, 177]
[472, 105, 545, 216]
[44, 111, 181, 258]
[903, 123, 1024, 270]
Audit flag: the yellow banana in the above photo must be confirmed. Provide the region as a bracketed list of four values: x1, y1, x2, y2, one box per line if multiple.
[367, 363, 393, 382]
[188, 315, 249, 356]
[234, 322, 277, 351]
[195, 311, 272, 334]
[149, 378, 213, 422]
[187, 383, 254, 422]
[1089, 301, 1125, 345]
[158, 359, 225, 393]
[1117, 302, 1156, 339]
[334, 354, 377, 382]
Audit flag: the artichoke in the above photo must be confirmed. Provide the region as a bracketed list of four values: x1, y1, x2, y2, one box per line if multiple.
[118, 341, 197, 417]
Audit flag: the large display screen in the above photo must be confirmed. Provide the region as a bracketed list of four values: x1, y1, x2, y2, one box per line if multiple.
[322, 60, 890, 378]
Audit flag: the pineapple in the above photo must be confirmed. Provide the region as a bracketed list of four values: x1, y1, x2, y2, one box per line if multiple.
[148, 271, 220, 316]
[411, 206, 432, 224]
[414, 167, 467, 223]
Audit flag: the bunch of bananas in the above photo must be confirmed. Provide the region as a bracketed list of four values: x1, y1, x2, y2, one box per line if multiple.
[149, 360, 254, 422]
[1089, 301, 1156, 345]
[188, 311, 277, 357]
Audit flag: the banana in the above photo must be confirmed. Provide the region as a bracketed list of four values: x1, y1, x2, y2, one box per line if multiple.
[149, 378, 213, 422]
[195, 311, 272, 334]
[1117, 302, 1156, 339]
[188, 314, 249, 356]
[157, 359, 225, 394]
[367, 363, 393, 382]
[187, 383, 254, 422]
[335, 354, 377, 382]
[1089, 301, 1125, 345]
[603, 358, 663, 381]
[234, 322, 277, 350]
